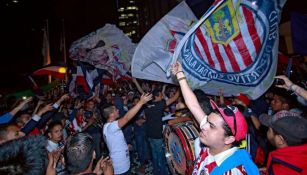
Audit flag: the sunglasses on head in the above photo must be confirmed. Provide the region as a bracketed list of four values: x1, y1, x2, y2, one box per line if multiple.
[218, 106, 237, 136]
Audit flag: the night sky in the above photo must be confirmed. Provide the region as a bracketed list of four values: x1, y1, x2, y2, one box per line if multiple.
[0, 0, 306, 93]
[0, 0, 118, 92]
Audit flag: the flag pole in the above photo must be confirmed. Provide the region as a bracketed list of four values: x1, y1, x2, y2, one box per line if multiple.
[43, 19, 52, 83]
[61, 19, 67, 64]
[61, 19, 68, 83]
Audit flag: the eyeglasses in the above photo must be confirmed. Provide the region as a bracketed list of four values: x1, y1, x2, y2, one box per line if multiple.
[220, 106, 237, 137]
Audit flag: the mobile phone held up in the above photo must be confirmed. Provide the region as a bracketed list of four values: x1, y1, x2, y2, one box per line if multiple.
[274, 78, 285, 86]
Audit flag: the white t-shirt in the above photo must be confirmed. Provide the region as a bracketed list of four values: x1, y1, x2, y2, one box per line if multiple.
[103, 121, 130, 174]
[46, 140, 59, 152]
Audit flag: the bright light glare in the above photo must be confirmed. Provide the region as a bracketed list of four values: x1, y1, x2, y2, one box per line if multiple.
[58, 67, 66, 73]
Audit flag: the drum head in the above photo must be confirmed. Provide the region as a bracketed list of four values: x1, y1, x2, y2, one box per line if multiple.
[164, 122, 199, 175]
[167, 131, 187, 174]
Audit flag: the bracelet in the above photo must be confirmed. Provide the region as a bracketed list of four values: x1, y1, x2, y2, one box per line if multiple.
[290, 83, 298, 92]
[289, 84, 295, 91]
[175, 71, 183, 75]
[178, 77, 186, 82]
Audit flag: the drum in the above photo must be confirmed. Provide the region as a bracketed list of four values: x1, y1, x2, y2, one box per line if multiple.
[164, 121, 199, 175]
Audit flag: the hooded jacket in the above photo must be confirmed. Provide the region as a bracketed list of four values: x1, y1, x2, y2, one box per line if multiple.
[266, 144, 307, 175]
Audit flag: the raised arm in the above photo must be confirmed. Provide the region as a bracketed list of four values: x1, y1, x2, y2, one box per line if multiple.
[21, 103, 54, 134]
[54, 94, 70, 106]
[32, 100, 44, 115]
[132, 77, 145, 94]
[218, 89, 225, 105]
[0, 97, 33, 125]
[275, 75, 307, 100]
[118, 93, 152, 128]
[10, 97, 33, 116]
[166, 89, 180, 106]
[171, 62, 207, 124]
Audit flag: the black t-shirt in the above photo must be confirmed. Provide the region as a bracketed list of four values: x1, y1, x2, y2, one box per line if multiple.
[144, 100, 166, 139]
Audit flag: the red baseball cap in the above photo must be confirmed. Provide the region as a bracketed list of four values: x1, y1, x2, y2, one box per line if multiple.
[210, 100, 248, 141]
[236, 93, 250, 106]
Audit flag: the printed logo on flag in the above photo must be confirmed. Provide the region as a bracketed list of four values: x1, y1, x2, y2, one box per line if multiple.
[181, 0, 280, 87]
[205, 0, 239, 45]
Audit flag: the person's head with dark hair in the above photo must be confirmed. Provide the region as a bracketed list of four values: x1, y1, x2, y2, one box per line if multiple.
[152, 88, 163, 101]
[260, 110, 307, 147]
[133, 96, 140, 106]
[15, 111, 31, 128]
[193, 89, 212, 115]
[85, 100, 96, 111]
[199, 99, 213, 115]
[199, 100, 248, 154]
[128, 91, 135, 101]
[0, 124, 25, 144]
[53, 111, 66, 126]
[0, 135, 48, 175]
[262, 113, 307, 175]
[64, 133, 95, 174]
[193, 89, 207, 102]
[105, 92, 113, 103]
[46, 121, 63, 143]
[103, 106, 119, 121]
[271, 88, 295, 112]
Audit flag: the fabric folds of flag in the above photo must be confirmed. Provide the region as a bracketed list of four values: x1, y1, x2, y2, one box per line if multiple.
[132, 0, 288, 99]
[69, 24, 136, 80]
[132, 1, 197, 83]
[174, 0, 287, 99]
[76, 61, 104, 93]
[42, 21, 51, 66]
[76, 61, 105, 98]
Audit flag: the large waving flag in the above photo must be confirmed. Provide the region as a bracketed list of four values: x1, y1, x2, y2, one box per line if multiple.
[132, 0, 287, 99]
[74, 61, 106, 99]
[132, 1, 197, 83]
[69, 24, 136, 80]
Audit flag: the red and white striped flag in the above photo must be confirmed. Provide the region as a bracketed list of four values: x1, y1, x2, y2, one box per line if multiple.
[132, 0, 287, 99]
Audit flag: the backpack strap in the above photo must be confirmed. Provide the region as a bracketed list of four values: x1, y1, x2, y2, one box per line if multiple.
[268, 157, 303, 175]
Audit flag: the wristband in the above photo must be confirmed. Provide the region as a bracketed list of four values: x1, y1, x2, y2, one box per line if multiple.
[53, 103, 60, 109]
[289, 84, 295, 91]
[176, 71, 183, 75]
[178, 77, 186, 82]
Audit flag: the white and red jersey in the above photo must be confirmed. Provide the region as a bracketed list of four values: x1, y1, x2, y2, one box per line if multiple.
[192, 147, 247, 175]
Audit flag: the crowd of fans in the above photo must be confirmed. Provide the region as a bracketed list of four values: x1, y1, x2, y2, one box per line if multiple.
[0, 61, 306, 175]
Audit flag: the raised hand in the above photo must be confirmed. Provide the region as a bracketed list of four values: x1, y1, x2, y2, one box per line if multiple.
[46, 150, 62, 175]
[93, 156, 113, 175]
[17, 96, 33, 109]
[274, 75, 293, 90]
[171, 61, 183, 76]
[139, 93, 153, 105]
[37, 104, 53, 116]
[10, 96, 34, 116]
[60, 94, 70, 101]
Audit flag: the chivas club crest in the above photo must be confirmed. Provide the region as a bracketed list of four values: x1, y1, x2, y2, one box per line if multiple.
[205, 0, 239, 45]
[181, 0, 282, 90]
